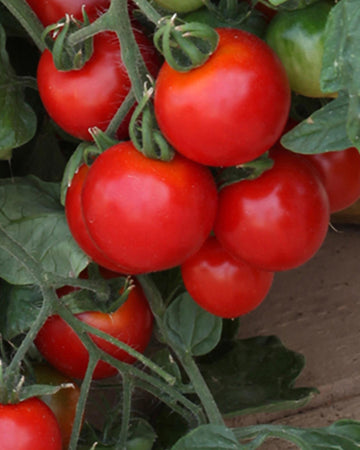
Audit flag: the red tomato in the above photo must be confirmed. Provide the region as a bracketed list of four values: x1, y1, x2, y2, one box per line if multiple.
[34, 364, 80, 450]
[301, 148, 360, 213]
[214, 147, 330, 271]
[81, 141, 218, 274]
[65, 163, 127, 273]
[0, 398, 62, 450]
[34, 282, 153, 379]
[26, 0, 110, 26]
[37, 30, 161, 141]
[181, 236, 274, 318]
[154, 28, 290, 167]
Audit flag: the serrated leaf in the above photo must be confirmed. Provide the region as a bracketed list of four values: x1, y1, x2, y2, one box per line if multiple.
[171, 424, 241, 450]
[199, 336, 316, 417]
[0, 176, 89, 284]
[0, 24, 36, 159]
[281, 95, 353, 154]
[0, 282, 42, 339]
[235, 419, 360, 449]
[164, 293, 222, 356]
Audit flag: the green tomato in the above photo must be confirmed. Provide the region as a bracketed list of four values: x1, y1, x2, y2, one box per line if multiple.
[265, 0, 334, 98]
[152, 0, 203, 13]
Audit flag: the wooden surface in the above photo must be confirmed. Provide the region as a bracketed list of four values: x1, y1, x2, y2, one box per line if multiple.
[228, 224, 360, 439]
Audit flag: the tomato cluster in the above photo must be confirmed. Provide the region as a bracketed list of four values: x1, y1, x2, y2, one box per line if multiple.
[19, 1, 359, 400]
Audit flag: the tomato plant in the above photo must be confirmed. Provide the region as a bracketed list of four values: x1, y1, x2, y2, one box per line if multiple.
[214, 147, 330, 272]
[154, 27, 291, 167]
[2, 0, 360, 448]
[301, 147, 360, 213]
[25, 0, 110, 26]
[37, 30, 161, 142]
[0, 398, 62, 450]
[265, 0, 334, 98]
[181, 236, 274, 318]
[34, 279, 153, 379]
[81, 141, 218, 274]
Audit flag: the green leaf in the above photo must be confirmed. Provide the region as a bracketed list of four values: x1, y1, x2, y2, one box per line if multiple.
[0, 176, 89, 284]
[0, 282, 42, 339]
[235, 419, 360, 449]
[127, 419, 157, 450]
[164, 293, 223, 356]
[199, 336, 316, 417]
[151, 348, 183, 385]
[0, 24, 37, 159]
[19, 383, 75, 402]
[171, 424, 241, 450]
[320, 0, 360, 147]
[268, 0, 319, 8]
[281, 95, 353, 154]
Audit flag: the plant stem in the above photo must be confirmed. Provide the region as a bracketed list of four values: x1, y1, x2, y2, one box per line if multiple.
[68, 357, 98, 450]
[106, 89, 136, 138]
[0, 0, 45, 52]
[116, 374, 133, 449]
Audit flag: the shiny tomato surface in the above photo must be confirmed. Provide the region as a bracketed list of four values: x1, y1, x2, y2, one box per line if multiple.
[181, 236, 274, 318]
[37, 31, 161, 141]
[0, 398, 62, 450]
[214, 147, 330, 271]
[35, 283, 153, 379]
[154, 28, 291, 167]
[81, 141, 218, 274]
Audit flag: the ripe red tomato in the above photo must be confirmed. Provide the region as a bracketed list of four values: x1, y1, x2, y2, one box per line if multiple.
[0, 398, 62, 450]
[154, 28, 290, 167]
[34, 281, 153, 379]
[214, 147, 330, 271]
[301, 148, 360, 213]
[26, 0, 110, 26]
[181, 236, 274, 318]
[65, 163, 127, 273]
[81, 141, 218, 274]
[37, 30, 161, 141]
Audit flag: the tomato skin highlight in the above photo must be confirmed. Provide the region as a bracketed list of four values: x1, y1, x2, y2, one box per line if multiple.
[37, 31, 161, 141]
[81, 141, 218, 274]
[181, 236, 274, 318]
[34, 283, 153, 380]
[214, 147, 330, 272]
[301, 148, 360, 213]
[265, 0, 333, 98]
[0, 398, 62, 450]
[65, 164, 126, 273]
[154, 28, 291, 167]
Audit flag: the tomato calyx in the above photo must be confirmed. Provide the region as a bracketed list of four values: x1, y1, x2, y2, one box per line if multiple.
[154, 14, 219, 72]
[42, 7, 94, 71]
[129, 82, 174, 161]
[215, 152, 274, 190]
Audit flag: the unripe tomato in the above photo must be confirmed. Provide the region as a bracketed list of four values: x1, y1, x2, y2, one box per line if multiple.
[265, 1, 334, 98]
[151, 0, 203, 13]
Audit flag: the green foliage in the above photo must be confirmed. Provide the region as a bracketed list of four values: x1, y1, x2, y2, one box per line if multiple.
[0, 24, 37, 160]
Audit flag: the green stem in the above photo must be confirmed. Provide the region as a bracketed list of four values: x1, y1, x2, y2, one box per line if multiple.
[105, 89, 136, 138]
[116, 375, 133, 449]
[68, 356, 98, 450]
[132, 0, 163, 25]
[180, 351, 224, 426]
[0, 0, 45, 52]
[137, 275, 224, 426]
